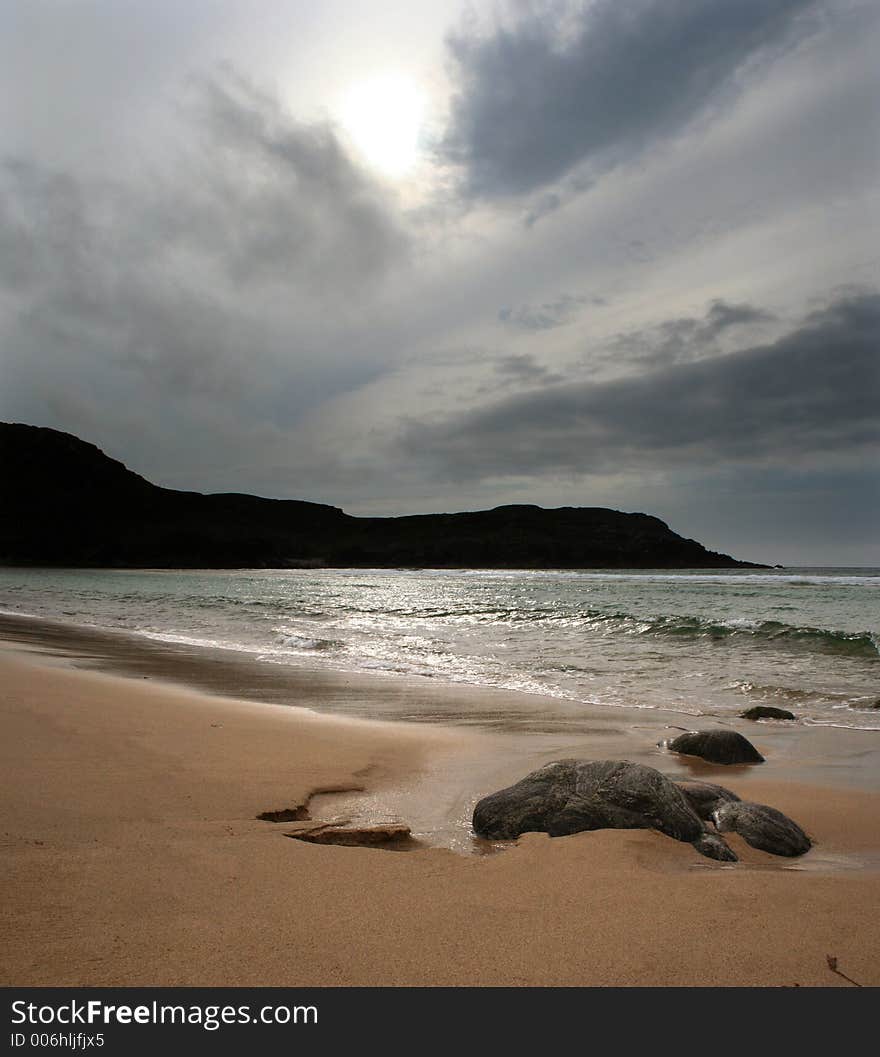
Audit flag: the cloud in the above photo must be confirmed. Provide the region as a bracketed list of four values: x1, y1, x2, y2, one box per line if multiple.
[492, 353, 565, 386]
[605, 298, 776, 370]
[1, 69, 408, 297]
[160, 69, 409, 290]
[0, 68, 409, 430]
[441, 0, 822, 199]
[499, 292, 605, 331]
[399, 291, 880, 480]
[703, 299, 773, 333]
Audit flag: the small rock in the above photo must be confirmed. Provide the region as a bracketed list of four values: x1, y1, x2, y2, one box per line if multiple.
[713, 800, 811, 857]
[666, 730, 764, 764]
[740, 706, 796, 721]
[257, 806, 309, 823]
[287, 822, 413, 848]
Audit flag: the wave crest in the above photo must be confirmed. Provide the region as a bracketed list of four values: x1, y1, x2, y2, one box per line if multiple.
[587, 611, 879, 658]
[276, 630, 338, 652]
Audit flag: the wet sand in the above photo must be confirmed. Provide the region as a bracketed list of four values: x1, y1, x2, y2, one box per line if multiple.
[2, 616, 879, 987]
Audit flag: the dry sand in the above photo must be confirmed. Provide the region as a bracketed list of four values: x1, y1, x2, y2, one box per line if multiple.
[2, 643, 879, 987]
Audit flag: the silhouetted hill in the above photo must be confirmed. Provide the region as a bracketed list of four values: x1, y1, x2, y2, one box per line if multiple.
[0, 423, 762, 569]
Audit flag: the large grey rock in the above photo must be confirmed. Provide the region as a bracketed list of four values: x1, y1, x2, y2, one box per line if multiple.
[472, 759, 734, 859]
[713, 800, 811, 857]
[740, 706, 796, 721]
[674, 779, 740, 821]
[667, 729, 764, 764]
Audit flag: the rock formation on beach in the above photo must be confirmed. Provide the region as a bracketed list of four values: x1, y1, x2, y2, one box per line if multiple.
[740, 706, 796, 721]
[713, 800, 811, 857]
[673, 778, 740, 819]
[0, 422, 765, 570]
[474, 760, 705, 844]
[472, 759, 811, 860]
[665, 729, 765, 764]
[286, 821, 415, 849]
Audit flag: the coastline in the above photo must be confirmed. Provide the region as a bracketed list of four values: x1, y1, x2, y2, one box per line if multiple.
[2, 617, 880, 986]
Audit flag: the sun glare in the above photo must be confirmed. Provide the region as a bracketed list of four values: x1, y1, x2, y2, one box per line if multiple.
[338, 73, 426, 178]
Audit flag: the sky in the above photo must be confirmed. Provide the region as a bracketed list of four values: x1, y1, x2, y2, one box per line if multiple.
[1, 0, 878, 565]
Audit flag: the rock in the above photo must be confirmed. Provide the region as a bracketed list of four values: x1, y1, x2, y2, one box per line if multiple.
[740, 705, 796, 721]
[674, 779, 740, 820]
[257, 805, 309, 822]
[693, 831, 738, 862]
[666, 730, 764, 764]
[472, 759, 720, 856]
[286, 822, 414, 848]
[713, 801, 811, 857]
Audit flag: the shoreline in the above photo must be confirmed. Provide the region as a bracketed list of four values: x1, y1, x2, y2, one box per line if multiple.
[2, 565, 877, 739]
[2, 618, 880, 985]
[2, 608, 880, 851]
[2, 608, 879, 793]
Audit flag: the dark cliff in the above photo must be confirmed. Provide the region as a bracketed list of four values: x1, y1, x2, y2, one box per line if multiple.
[0, 423, 762, 569]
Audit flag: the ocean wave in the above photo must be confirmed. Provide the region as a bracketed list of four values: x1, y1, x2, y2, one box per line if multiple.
[802, 718, 880, 732]
[838, 695, 880, 713]
[728, 680, 823, 704]
[276, 631, 338, 652]
[137, 629, 241, 650]
[580, 611, 879, 658]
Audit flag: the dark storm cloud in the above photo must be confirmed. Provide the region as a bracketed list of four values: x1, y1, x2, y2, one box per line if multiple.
[400, 291, 880, 480]
[441, 0, 821, 198]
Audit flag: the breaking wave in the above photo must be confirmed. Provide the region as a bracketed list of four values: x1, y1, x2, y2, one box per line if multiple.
[275, 630, 339, 652]
[587, 611, 879, 658]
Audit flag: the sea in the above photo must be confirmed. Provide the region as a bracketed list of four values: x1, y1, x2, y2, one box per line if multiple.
[1, 565, 877, 734]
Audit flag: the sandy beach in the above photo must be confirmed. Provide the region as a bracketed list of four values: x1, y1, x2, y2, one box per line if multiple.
[2, 620, 879, 989]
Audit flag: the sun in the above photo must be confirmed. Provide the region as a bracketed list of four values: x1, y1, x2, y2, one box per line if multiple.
[338, 73, 426, 178]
